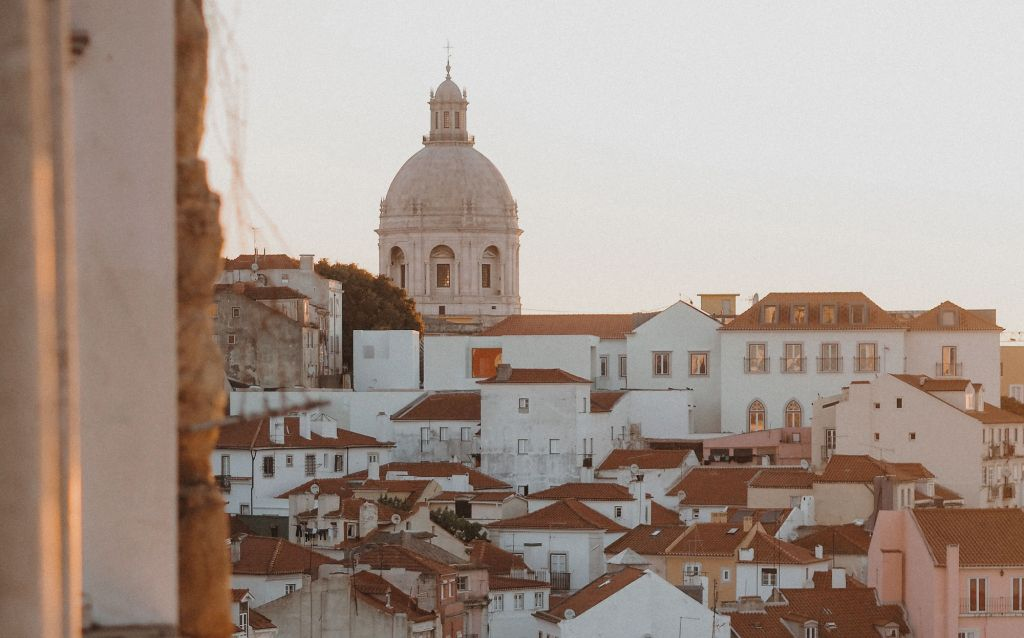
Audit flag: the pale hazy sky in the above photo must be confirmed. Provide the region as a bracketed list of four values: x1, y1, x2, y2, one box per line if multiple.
[202, 1, 1024, 332]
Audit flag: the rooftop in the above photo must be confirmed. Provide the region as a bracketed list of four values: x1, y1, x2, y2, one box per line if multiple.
[477, 367, 591, 385]
[589, 391, 628, 413]
[604, 525, 690, 556]
[725, 587, 908, 638]
[468, 539, 531, 576]
[597, 448, 692, 472]
[791, 524, 872, 556]
[352, 570, 436, 622]
[217, 417, 393, 451]
[223, 253, 300, 271]
[911, 508, 1024, 567]
[391, 391, 481, 421]
[231, 535, 340, 577]
[487, 498, 627, 532]
[528, 482, 634, 501]
[536, 567, 647, 622]
[903, 300, 1002, 332]
[481, 313, 657, 340]
[748, 468, 816, 489]
[668, 466, 768, 505]
[817, 455, 934, 484]
[344, 461, 510, 491]
[721, 292, 902, 332]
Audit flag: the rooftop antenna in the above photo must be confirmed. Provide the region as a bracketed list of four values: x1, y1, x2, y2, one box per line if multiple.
[444, 40, 453, 78]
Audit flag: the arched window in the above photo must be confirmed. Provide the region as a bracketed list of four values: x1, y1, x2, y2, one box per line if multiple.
[481, 245, 500, 293]
[785, 400, 802, 428]
[748, 400, 766, 432]
[430, 245, 455, 290]
[389, 246, 406, 289]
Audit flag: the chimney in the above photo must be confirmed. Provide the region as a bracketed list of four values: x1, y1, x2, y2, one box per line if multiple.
[710, 511, 728, 524]
[831, 567, 846, 589]
[300, 254, 314, 271]
[742, 515, 754, 532]
[297, 413, 311, 439]
[269, 417, 285, 444]
[496, 363, 512, 381]
[230, 536, 243, 563]
[945, 544, 960, 633]
[359, 501, 379, 536]
[814, 544, 824, 560]
[368, 461, 380, 481]
[737, 596, 764, 612]
[629, 474, 649, 527]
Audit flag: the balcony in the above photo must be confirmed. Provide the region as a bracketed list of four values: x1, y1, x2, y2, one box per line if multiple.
[936, 361, 964, 377]
[214, 475, 231, 492]
[853, 356, 880, 373]
[780, 357, 806, 373]
[744, 358, 770, 373]
[458, 590, 489, 605]
[960, 597, 1024, 615]
[549, 572, 571, 591]
[817, 356, 843, 373]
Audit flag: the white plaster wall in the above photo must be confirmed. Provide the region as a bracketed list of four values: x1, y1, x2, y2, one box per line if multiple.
[625, 302, 723, 432]
[597, 464, 693, 509]
[905, 330, 1001, 400]
[232, 573, 304, 607]
[353, 330, 420, 390]
[71, 2, 178, 626]
[595, 339, 627, 391]
[735, 561, 829, 601]
[392, 418, 480, 463]
[488, 586, 549, 638]
[622, 390, 694, 439]
[490, 530, 605, 592]
[719, 329, 906, 433]
[526, 498, 638, 528]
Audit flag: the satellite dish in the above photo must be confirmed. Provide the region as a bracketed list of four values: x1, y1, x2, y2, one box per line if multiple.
[250, 262, 259, 271]
[390, 513, 402, 525]
[800, 460, 810, 470]
[564, 609, 576, 619]
[629, 464, 640, 476]
[310, 483, 320, 495]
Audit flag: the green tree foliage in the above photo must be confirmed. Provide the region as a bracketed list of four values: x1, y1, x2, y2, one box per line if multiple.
[1002, 396, 1024, 417]
[430, 508, 487, 542]
[377, 495, 413, 512]
[315, 260, 423, 371]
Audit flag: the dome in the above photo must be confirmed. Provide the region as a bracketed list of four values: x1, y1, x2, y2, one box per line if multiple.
[434, 78, 464, 102]
[381, 144, 514, 220]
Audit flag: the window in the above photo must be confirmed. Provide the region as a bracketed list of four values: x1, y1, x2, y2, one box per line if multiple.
[461, 427, 471, 441]
[785, 400, 802, 428]
[399, 264, 406, 289]
[518, 397, 529, 413]
[457, 576, 469, 591]
[285, 583, 297, 595]
[439, 426, 448, 441]
[819, 342, 840, 372]
[691, 508, 700, 519]
[909, 432, 916, 441]
[514, 593, 525, 610]
[825, 428, 836, 450]
[689, 352, 708, 376]
[941, 309, 957, 327]
[534, 591, 545, 608]
[262, 456, 275, 478]
[220, 454, 230, 477]
[227, 334, 236, 345]
[333, 454, 343, 472]
[231, 306, 240, 318]
[443, 111, 450, 128]
[549, 439, 560, 454]
[683, 562, 702, 577]
[239, 601, 248, 628]
[285, 454, 293, 467]
[619, 355, 627, 378]
[804, 625, 818, 638]
[304, 454, 315, 477]
[481, 263, 491, 288]
[517, 439, 528, 455]
[968, 577, 987, 612]
[896, 397, 903, 409]
[434, 111, 439, 129]
[471, 347, 502, 378]
[600, 355, 608, 377]
[517, 485, 529, 496]
[438, 305, 445, 316]
[367, 453, 379, 464]
[760, 567, 778, 587]
[491, 593, 504, 611]
[791, 304, 807, 324]
[1010, 384, 1024, 402]
[746, 343, 767, 373]
[721, 568, 731, 582]
[1013, 576, 1024, 610]
[653, 352, 671, 376]
[959, 631, 979, 638]
[239, 503, 250, 515]
[941, 345, 958, 376]
[454, 111, 461, 129]
[748, 400, 766, 432]
[783, 343, 804, 372]
[856, 342, 878, 372]
[850, 304, 866, 324]
[821, 304, 837, 325]
[549, 553, 568, 575]
[874, 432, 880, 441]
[762, 305, 779, 324]
[613, 506, 623, 518]
[436, 263, 451, 288]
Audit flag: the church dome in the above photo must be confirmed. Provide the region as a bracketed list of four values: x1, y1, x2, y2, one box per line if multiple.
[433, 78, 463, 102]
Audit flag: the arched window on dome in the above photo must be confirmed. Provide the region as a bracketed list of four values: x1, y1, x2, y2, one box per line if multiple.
[748, 400, 766, 432]
[481, 246, 500, 295]
[785, 400, 802, 428]
[389, 246, 407, 290]
[430, 245, 455, 292]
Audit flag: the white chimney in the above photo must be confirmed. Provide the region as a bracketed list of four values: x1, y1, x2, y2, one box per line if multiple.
[230, 536, 243, 563]
[630, 474, 648, 527]
[299, 254, 314, 271]
[298, 413, 311, 439]
[269, 417, 285, 444]
[831, 567, 846, 589]
[814, 544, 824, 560]
[368, 461, 380, 481]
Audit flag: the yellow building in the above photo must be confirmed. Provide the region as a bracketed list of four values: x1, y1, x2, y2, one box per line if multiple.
[1001, 344, 1024, 402]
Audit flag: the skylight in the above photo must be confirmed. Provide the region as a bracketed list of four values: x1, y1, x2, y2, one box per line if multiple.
[727, 528, 738, 535]
[651, 529, 661, 536]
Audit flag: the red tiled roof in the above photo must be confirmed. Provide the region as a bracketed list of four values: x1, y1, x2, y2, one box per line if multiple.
[230, 588, 251, 602]
[528, 482, 634, 501]
[392, 392, 481, 421]
[967, 403, 1024, 425]
[490, 576, 551, 591]
[477, 368, 591, 384]
[231, 536, 340, 577]
[481, 313, 656, 340]
[352, 570, 435, 622]
[810, 570, 866, 589]
[469, 491, 518, 502]
[224, 253, 301, 270]
[743, 530, 825, 565]
[590, 391, 627, 413]
[748, 469, 816, 489]
[911, 508, 1024, 567]
[650, 501, 682, 526]
[276, 478, 356, 499]
[604, 525, 689, 556]
[792, 524, 872, 556]
[726, 587, 908, 638]
[248, 609, 276, 631]
[721, 292, 903, 331]
[217, 417, 393, 450]
[932, 483, 964, 501]
[721, 508, 791, 535]
[469, 540, 532, 576]
[904, 301, 1002, 332]
[351, 479, 435, 502]
[665, 523, 754, 556]
[668, 467, 764, 505]
[487, 499, 627, 532]
[597, 448, 692, 471]
[817, 455, 934, 483]
[310, 497, 409, 523]
[354, 544, 456, 575]
[214, 282, 309, 301]
[892, 374, 972, 392]
[537, 567, 647, 622]
[345, 462, 511, 490]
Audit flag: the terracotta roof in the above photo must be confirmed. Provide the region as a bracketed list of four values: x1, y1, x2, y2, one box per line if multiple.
[354, 544, 457, 575]
[892, 374, 972, 392]
[230, 588, 251, 602]
[528, 482, 634, 501]
[315, 497, 409, 523]
[604, 525, 689, 556]
[351, 479, 435, 502]
[345, 462, 510, 490]
[347, 531, 472, 567]
[904, 301, 1002, 331]
[469, 491, 518, 502]
[722, 508, 792, 534]
[911, 508, 1024, 567]
[792, 524, 872, 556]
[487, 499, 628, 532]
[477, 368, 591, 384]
[537, 567, 647, 622]
[748, 469, 816, 489]
[352, 570, 435, 622]
[231, 536, 340, 577]
[468, 540, 532, 576]
[481, 313, 657, 340]
[932, 483, 964, 501]
[650, 501, 682, 526]
[391, 392, 481, 421]
[817, 455, 934, 483]
[967, 403, 1024, 425]
[490, 576, 551, 591]
[810, 570, 866, 589]
[668, 467, 763, 505]
[597, 448, 692, 471]
[276, 478, 356, 499]
[247, 609, 276, 631]
[726, 587, 908, 638]
[721, 292, 903, 331]
[224, 253, 301, 271]
[743, 530, 825, 565]
[590, 391, 628, 413]
[217, 417, 393, 451]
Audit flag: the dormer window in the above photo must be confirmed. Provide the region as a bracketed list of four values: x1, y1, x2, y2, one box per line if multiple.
[762, 305, 779, 324]
[239, 601, 248, 629]
[803, 623, 818, 638]
[940, 309, 957, 327]
[791, 305, 807, 324]
[850, 304, 866, 324]
[821, 304, 837, 325]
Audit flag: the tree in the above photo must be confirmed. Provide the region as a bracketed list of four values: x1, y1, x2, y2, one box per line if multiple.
[315, 260, 423, 371]
[430, 508, 488, 542]
[1002, 396, 1024, 417]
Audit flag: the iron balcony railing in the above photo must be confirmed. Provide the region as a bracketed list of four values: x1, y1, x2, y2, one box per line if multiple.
[744, 357, 770, 373]
[549, 572, 571, 591]
[780, 356, 806, 373]
[936, 361, 964, 377]
[854, 356, 880, 372]
[817, 356, 843, 373]
[960, 596, 1024, 615]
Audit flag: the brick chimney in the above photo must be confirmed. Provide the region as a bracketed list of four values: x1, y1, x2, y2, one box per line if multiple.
[496, 364, 512, 381]
[299, 254, 314, 271]
[742, 515, 754, 532]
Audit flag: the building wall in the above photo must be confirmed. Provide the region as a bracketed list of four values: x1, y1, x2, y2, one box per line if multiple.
[734, 560, 829, 601]
[905, 330, 1001, 401]
[232, 573, 304, 607]
[596, 338, 628, 391]
[490, 529, 608, 592]
[869, 511, 941, 638]
[488, 586, 549, 638]
[625, 302, 723, 432]
[353, 330, 420, 391]
[811, 483, 875, 526]
[719, 329, 906, 433]
[746, 487, 812, 510]
[664, 554, 737, 603]
[1001, 345, 1024, 399]
[392, 418, 480, 464]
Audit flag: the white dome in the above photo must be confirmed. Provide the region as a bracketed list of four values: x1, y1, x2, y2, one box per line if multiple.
[381, 144, 514, 221]
[434, 78, 463, 102]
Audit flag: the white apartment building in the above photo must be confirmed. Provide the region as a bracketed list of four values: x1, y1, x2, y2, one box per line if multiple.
[719, 294, 1001, 433]
[352, 329, 421, 391]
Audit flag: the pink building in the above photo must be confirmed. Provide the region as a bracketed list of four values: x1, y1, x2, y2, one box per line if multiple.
[870, 508, 1024, 638]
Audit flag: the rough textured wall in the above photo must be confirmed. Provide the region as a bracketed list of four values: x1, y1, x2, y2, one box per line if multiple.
[175, 0, 231, 635]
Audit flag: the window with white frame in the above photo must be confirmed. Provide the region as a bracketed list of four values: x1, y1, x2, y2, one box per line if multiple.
[600, 355, 608, 377]
[785, 400, 802, 428]
[856, 342, 878, 372]
[518, 397, 529, 413]
[783, 343, 805, 372]
[367, 453, 378, 464]
[457, 576, 469, 591]
[614, 506, 623, 519]
[549, 439, 559, 454]
[333, 454, 343, 472]
[683, 562, 701, 577]
[518, 439, 527, 454]
[619, 355, 627, 378]
[760, 568, 777, 587]
[804, 624, 818, 638]
[653, 352, 671, 376]
[439, 426, 448, 441]
[967, 577, 987, 612]
[461, 427, 471, 441]
[262, 456, 275, 478]
[958, 631, 979, 638]
[748, 400, 766, 432]
[821, 304, 837, 325]
[746, 343, 767, 373]
[1013, 576, 1024, 611]
[491, 593, 504, 612]
[721, 568, 731, 582]
[285, 583, 297, 595]
[239, 601, 248, 628]
[231, 306, 240, 318]
[514, 593, 525, 610]
[1011, 384, 1024, 403]
[819, 342, 840, 372]
[534, 591, 545, 608]
[689, 352, 708, 376]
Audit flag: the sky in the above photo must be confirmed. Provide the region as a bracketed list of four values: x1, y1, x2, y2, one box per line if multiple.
[201, 1, 1024, 334]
